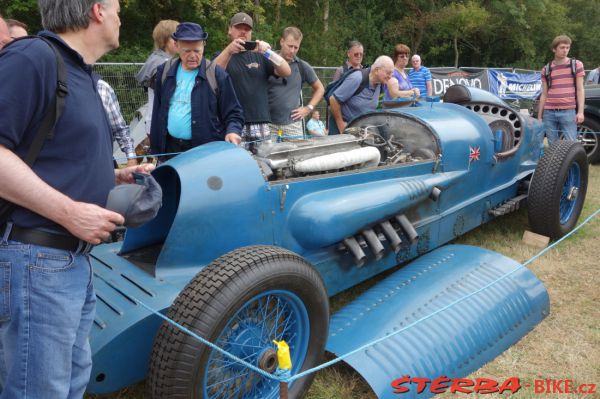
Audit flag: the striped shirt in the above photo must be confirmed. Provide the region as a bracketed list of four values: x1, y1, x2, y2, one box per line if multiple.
[408, 66, 432, 96]
[542, 59, 584, 110]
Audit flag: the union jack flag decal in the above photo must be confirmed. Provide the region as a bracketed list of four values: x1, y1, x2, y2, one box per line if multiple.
[469, 146, 481, 161]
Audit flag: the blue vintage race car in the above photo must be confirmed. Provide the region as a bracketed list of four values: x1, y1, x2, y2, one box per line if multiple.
[87, 85, 588, 399]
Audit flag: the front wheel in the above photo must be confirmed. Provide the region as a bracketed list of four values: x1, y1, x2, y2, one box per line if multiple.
[528, 140, 588, 239]
[146, 246, 329, 399]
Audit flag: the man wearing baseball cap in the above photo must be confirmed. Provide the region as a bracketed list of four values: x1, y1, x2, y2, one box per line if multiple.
[150, 22, 244, 158]
[214, 12, 291, 152]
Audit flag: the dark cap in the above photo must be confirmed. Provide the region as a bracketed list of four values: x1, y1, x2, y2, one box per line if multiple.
[230, 12, 253, 28]
[106, 172, 163, 228]
[172, 22, 208, 41]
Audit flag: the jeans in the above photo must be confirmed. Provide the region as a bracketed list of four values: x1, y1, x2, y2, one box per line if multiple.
[0, 225, 96, 399]
[543, 109, 578, 143]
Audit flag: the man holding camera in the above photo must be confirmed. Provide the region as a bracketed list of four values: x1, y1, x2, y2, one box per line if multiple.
[214, 12, 291, 151]
[150, 22, 244, 158]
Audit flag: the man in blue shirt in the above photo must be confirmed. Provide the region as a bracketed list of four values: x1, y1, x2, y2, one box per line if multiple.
[329, 55, 394, 134]
[408, 54, 433, 97]
[151, 22, 244, 159]
[0, 1, 154, 397]
[306, 110, 328, 136]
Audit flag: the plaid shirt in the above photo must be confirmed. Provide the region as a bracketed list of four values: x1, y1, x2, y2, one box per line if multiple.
[97, 79, 135, 159]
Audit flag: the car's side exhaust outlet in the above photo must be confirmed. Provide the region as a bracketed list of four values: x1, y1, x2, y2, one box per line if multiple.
[396, 214, 419, 243]
[379, 221, 402, 253]
[361, 229, 385, 260]
[343, 237, 367, 266]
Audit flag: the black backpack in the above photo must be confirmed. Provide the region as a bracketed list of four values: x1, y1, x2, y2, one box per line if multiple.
[0, 36, 68, 224]
[324, 68, 370, 105]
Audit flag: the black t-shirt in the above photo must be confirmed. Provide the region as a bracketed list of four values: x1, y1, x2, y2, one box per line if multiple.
[226, 51, 275, 124]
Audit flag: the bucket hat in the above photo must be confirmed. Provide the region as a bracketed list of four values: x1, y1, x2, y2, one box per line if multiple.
[172, 22, 208, 41]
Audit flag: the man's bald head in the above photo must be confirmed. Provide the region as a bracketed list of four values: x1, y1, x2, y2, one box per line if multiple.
[7, 19, 28, 38]
[0, 16, 12, 48]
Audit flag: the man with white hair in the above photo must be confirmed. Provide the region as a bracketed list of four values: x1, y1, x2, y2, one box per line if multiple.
[408, 54, 433, 97]
[329, 55, 394, 134]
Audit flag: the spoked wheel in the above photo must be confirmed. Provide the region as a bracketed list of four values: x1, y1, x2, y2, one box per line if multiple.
[146, 246, 329, 399]
[528, 140, 588, 239]
[577, 118, 600, 163]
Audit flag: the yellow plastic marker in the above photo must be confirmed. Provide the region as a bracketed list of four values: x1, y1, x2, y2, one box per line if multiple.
[273, 340, 292, 370]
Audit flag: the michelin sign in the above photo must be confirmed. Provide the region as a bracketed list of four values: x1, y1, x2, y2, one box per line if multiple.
[488, 69, 542, 100]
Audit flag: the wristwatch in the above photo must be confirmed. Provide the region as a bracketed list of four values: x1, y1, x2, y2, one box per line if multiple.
[306, 104, 314, 111]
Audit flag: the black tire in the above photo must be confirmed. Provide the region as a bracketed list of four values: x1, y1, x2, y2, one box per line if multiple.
[146, 246, 329, 399]
[578, 117, 600, 163]
[528, 140, 588, 239]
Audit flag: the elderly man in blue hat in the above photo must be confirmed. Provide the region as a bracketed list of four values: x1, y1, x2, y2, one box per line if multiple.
[150, 22, 244, 159]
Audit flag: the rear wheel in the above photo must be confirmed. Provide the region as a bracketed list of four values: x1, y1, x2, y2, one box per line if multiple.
[146, 246, 329, 399]
[528, 140, 588, 239]
[577, 117, 600, 163]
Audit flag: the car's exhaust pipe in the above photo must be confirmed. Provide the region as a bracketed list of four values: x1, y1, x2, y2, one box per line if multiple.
[343, 237, 366, 266]
[379, 221, 402, 253]
[361, 229, 385, 260]
[396, 214, 419, 243]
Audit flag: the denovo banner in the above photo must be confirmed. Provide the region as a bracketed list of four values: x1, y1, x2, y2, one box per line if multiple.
[430, 68, 489, 96]
[487, 69, 542, 100]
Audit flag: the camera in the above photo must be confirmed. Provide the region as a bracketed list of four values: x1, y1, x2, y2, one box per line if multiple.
[243, 41, 257, 51]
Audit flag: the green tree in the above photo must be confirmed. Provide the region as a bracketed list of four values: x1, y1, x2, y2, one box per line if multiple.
[433, 1, 490, 67]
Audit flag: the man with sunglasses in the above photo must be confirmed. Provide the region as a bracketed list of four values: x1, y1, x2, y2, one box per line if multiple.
[332, 40, 365, 82]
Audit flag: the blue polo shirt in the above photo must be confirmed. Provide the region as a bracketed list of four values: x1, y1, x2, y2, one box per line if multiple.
[333, 70, 380, 122]
[0, 31, 115, 232]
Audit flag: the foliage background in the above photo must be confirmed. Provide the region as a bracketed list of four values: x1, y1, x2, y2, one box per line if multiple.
[1, 0, 599, 69]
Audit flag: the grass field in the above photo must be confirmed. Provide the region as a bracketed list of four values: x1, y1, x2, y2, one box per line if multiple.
[91, 164, 600, 399]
